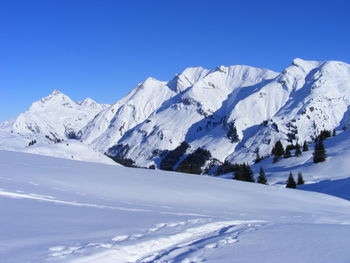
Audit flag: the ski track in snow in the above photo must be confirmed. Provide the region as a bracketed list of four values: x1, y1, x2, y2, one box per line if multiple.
[45, 220, 264, 263]
[0, 190, 265, 263]
[0, 190, 209, 217]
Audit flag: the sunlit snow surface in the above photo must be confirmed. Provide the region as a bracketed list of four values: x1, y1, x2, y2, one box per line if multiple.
[1, 150, 350, 263]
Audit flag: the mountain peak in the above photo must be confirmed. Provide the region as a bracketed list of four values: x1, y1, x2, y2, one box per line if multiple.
[39, 89, 70, 104]
[80, 97, 96, 105]
[291, 58, 322, 71]
[214, 65, 227, 73]
[51, 89, 62, 96]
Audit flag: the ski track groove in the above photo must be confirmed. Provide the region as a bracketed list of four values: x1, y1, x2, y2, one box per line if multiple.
[45, 220, 264, 263]
[0, 190, 210, 217]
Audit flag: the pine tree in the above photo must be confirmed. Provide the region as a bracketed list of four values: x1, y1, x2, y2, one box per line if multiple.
[319, 130, 331, 141]
[272, 140, 284, 163]
[227, 123, 239, 143]
[233, 164, 255, 183]
[286, 172, 296, 189]
[242, 163, 255, 183]
[284, 146, 292, 158]
[297, 172, 304, 185]
[295, 143, 302, 157]
[313, 139, 326, 163]
[233, 166, 244, 181]
[302, 141, 308, 152]
[257, 167, 267, 184]
[255, 148, 262, 163]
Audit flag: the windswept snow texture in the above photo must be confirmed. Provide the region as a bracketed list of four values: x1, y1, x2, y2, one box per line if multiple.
[1, 150, 350, 263]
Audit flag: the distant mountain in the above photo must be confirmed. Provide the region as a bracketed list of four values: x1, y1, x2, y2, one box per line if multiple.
[9, 90, 109, 141]
[1, 58, 350, 174]
[0, 90, 114, 164]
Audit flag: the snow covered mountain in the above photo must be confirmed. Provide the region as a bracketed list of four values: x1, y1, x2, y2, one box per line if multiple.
[103, 58, 350, 170]
[1, 58, 350, 171]
[0, 90, 114, 164]
[79, 77, 178, 151]
[227, 59, 350, 163]
[10, 89, 108, 142]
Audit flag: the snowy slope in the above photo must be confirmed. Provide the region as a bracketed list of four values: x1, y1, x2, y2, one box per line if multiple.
[247, 128, 350, 199]
[23, 140, 118, 165]
[0, 129, 117, 165]
[1, 151, 350, 262]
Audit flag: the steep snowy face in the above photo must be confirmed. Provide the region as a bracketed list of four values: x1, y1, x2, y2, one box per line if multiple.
[227, 59, 350, 163]
[79, 77, 177, 151]
[10, 90, 106, 141]
[166, 67, 210, 92]
[109, 65, 278, 166]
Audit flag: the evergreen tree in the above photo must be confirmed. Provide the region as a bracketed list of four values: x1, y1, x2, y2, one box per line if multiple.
[233, 166, 244, 181]
[319, 130, 331, 141]
[233, 163, 255, 183]
[295, 143, 302, 157]
[286, 172, 296, 189]
[332, 129, 336, 136]
[242, 163, 255, 182]
[227, 123, 239, 143]
[257, 167, 267, 184]
[313, 139, 326, 163]
[284, 145, 292, 158]
[255, 148, 262, 163]
[272, 140, 284, 163]
[297, 171, 304, 185]
[302, 141, 309, 152]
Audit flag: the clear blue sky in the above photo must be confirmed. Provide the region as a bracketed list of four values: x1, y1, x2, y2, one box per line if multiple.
[1, 0, 349, 122]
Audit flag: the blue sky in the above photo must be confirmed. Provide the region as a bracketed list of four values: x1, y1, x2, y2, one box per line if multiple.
[1, 0, 349, 122]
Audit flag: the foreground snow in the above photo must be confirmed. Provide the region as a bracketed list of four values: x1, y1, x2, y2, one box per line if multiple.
[1, 150, 350, 263]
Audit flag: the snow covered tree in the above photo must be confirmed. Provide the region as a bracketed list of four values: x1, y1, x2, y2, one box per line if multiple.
[313, 139, 326, 163]
[297, 172, 304, 185]
[295, 143, 302, 157]
[286, 172, 296, 189]
[257, 167, 267, 184]
[302, 141, 309, 152]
